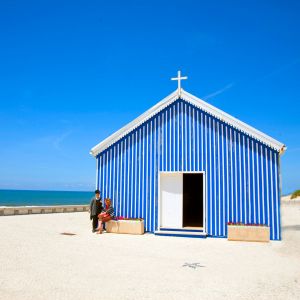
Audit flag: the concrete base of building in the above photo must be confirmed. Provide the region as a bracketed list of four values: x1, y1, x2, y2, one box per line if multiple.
[228, 225, 270, 242]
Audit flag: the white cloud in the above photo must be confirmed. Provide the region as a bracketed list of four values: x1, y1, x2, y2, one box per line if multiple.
[202, 82, 235, 100]
[37, 130, 73, 151]
[53, 131, 73, 150]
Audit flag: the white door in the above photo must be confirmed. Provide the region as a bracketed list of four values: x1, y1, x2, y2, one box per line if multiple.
[160, 173, 183, 228]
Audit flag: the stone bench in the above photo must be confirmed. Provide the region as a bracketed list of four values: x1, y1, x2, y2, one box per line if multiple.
[106, 219, 144, 235]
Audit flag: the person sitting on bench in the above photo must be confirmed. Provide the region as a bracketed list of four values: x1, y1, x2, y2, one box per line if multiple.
[97, 198, 115, 234]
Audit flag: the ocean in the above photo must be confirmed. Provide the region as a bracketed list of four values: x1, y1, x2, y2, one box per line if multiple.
[0, 189, 93, 206]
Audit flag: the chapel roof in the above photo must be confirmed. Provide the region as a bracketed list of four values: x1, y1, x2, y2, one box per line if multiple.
[90, 89, 286, 157]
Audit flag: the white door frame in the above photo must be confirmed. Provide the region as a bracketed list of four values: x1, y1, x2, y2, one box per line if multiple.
[158, 171, 206, 233]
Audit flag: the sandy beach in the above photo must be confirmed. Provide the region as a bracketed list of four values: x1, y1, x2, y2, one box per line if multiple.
[0, 202, 299, 300]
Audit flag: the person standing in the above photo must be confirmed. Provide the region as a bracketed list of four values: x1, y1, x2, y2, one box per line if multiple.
[89, 189, 103, 232]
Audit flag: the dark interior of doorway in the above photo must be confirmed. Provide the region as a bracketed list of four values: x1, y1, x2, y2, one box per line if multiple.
[183, 173, 203, 228]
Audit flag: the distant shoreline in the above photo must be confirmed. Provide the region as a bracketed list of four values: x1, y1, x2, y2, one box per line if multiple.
[0, 203, 89, 207]
[0, 189, 92, 207]
[0, 188, 92, 193]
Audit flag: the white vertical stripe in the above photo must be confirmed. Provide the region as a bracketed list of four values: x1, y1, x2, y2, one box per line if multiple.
[120, 142, 123, 215]
[104, 154, 106, 197]
[104, 152, 107, 197]
[158, 114, 161, 171]
[99, 154, 103, 196]
[106, 151, 109, 198]
[165, 110, 170, 171]
[247, 138, 251, 223]
[109, 149, 112, 197]
[169, 108, 172, 170]
[95, 157, 99, 188]
[150, 121, 152, 231]
[209, 117, 212, 234]
[173, 105, 176, 171]
[177, 102, 180, 171]
[138, 128, 142, 217]
[165, 110, 168, 171]
[100, 155, 103, 196]
[234, 131, 237, 221]
[213, 120, 217, 235]
[226, 127, 229, 223]
[270, 149, 274, 239]
[162, 113, 164, 171]
[101, 154, 104, 196]
[116, 144, 119, 216]
[98, 156, 100, 189]
[104, 153, 106, 197]
[110, 148, 113, 196]
[154, 118, 157, 230]
[102, 156, 107, 197]
[274, 152, 279, 239]
[146, 124, 149, 228]
[189, 106, 192, 171]
[265, 148, 270, 226]
[124, 139, 127, 217]
[221, 124, 225, 236]
[126, 137, 130, 217]
[113, 147, 116, 204]
[127, 137, 130, 216]
[238, 133, 242, 221]
[107, 150, 110, 197]
[185, 103, 188, 170]
[142, 126, 145, 219]
[252, 140, 256, 223]
[131, 135, 134, 217]
[205, 114, 208, 230]
[193, 108, 196, 171]
[230, 129, 233, 222]
[261, 145, 265, 225]
[197, 110, 200, 171]
[181, 102, 184, 171]
[155, 115, 161, 229]
[243, 136, 247, 224]
[256, 143, 260, 224]
[127, 139, 129, 216]
[217, 122, 220, 235]
[103, 154, 105, 197]
[135, 131, 138, 217]
[201, 112, 204, 171]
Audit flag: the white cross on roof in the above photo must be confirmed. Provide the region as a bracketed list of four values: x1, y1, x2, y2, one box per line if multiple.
[171, 70, 188, 96]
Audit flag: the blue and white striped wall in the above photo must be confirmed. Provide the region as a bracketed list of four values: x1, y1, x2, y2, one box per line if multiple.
[95, 99, 281, 240]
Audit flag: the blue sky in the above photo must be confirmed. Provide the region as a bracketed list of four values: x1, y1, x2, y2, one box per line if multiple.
[0, 0, 299, 194]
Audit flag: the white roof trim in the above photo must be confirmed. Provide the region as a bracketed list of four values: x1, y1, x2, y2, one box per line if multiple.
[90, 89, 286, 157]
[180, 90, 286, 153]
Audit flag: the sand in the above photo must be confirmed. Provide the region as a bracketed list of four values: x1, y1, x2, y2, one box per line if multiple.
[0, 203, 299, 300]
[281, 194, 300, 202]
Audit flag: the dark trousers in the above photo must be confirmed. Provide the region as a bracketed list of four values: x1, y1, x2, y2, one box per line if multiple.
[92, 215, 98, 230]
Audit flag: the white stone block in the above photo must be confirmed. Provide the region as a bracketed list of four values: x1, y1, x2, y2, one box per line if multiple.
[31, 208, 42, 214]
[4, 209, 15, 216]
[16, 209, 29, 215]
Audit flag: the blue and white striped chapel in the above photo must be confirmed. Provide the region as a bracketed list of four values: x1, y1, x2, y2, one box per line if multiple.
[90, 72, 286, 240]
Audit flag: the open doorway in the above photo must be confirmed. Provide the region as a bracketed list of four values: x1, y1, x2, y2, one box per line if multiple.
[183, 173, 203, 228]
